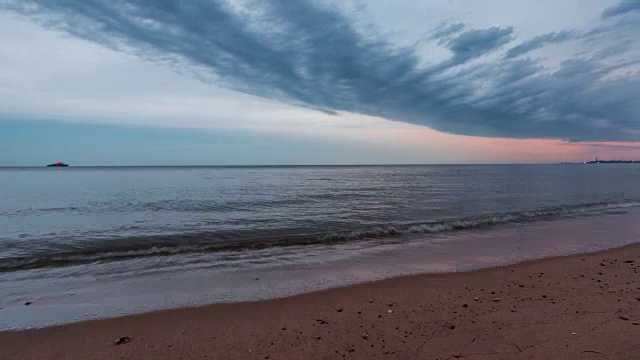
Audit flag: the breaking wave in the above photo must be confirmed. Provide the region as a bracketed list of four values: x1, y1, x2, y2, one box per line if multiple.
[1, 201, 638, 272]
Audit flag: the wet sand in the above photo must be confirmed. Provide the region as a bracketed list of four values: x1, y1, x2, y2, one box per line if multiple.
[1, 244, 638, 360]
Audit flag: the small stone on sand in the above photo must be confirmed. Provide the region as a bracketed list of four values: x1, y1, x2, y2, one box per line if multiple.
[114, 336, 131, 345]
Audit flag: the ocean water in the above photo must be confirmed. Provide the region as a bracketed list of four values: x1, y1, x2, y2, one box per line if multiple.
[1, 164, 639, 329]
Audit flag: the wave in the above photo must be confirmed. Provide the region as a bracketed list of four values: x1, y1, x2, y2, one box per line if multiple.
[1, 201, 638, 272]
[0, 198, 311, 217]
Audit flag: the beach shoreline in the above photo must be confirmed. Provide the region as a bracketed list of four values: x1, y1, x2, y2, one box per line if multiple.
[1, 243, 638, 360]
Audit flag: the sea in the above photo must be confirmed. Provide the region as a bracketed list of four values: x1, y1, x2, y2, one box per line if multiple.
[1, 164, 639, 330]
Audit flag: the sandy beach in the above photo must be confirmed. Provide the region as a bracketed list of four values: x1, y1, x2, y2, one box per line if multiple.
[1, 244, 638, 360]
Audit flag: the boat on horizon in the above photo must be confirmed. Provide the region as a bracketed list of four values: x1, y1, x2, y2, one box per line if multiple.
[46, 162, 69, 167]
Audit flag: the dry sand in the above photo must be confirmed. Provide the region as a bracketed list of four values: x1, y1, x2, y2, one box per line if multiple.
[1, 244, 638, 360]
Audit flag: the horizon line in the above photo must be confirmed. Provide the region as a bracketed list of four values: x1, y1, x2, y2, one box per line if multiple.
[1, 162, 634, 168]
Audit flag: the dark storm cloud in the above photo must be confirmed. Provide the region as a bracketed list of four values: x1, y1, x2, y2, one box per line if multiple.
[505, 30, 576, 58]
[601, 0, 640, 19]
[1, 0, 638, 141]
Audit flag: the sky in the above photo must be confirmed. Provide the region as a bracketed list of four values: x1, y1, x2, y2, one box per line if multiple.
[0, 0, 638, 165]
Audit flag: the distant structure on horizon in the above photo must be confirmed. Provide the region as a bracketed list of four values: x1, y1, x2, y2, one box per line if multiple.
[561, 157, 637, 164]
[46, 161, 69, 167]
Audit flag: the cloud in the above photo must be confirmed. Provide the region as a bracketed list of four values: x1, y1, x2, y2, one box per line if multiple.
[444, 26, 514, 64]
[0, 0, 638, 142]
[505, 30, 576, 58]
[602, 0, 640, 19]
[428, 22, 465, 43]
[583, 142, 640, 150]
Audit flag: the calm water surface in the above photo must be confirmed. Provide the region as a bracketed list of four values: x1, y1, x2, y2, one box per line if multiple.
[0, 165, 639, 329]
